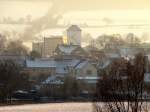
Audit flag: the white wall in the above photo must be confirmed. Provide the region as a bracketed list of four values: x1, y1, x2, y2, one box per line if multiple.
[67, 30, 81, 46]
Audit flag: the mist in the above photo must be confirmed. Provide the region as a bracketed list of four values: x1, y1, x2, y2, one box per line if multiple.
[1, 0, 150, 46]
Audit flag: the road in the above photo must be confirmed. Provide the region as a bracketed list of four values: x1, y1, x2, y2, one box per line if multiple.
[0, 102, 93, 112]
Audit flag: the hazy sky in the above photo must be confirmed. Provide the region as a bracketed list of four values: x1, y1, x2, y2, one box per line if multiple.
[1, 0, 150, 48]
[1, 0, 150, 19]
[0, 1, 51, 19]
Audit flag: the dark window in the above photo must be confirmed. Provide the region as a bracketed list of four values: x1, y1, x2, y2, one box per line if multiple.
[86, 70, 92, 75]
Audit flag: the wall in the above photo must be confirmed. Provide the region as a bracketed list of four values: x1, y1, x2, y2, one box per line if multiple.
[43, 37, 63, 57]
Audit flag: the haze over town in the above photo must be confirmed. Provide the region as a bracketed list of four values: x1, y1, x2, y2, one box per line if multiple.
[1, 0, 150, 112]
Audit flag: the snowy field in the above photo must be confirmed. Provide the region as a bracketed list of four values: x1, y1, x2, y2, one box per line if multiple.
[0, 103, 93, 112]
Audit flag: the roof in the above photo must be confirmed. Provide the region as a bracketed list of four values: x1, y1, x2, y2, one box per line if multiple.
[26, 59, 80, 69]
[57, 44, 79, 55]
[119, 48, 140, 57]
[55, 59, 80, 74]
[76, 76, 99, 80]
[99, 59, 111, 69]
[26, 59, 56, 68]
[26, 59, 98, 75]
[75, 61, 88, 69]
[0, 55, 26, 60]
[76, 76, 99, 84]
[42, 76, 64, 85]
[84, 45, 98, 52]
[67, 25, 81, 31]
[144, 73, 150, 82]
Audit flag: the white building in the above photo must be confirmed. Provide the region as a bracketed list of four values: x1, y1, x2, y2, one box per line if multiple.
[67, 25, 82, 46]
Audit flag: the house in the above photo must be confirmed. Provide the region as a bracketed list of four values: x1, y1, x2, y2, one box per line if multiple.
[31, 59, 98, 82]
[74, 61, 98, 81]
[24, 57, 98, 87]
[39, 60, 98, 96]
[74, 61, 98, 94]
[24, 59, 56, 83]
[24, 59, 81, 80]
[54, 59, 80, 76]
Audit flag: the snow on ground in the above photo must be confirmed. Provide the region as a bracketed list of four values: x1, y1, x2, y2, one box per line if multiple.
[0, 102, 93, 112]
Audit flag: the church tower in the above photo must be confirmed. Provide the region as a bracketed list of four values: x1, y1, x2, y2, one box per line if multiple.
[67, 25, 81, 46]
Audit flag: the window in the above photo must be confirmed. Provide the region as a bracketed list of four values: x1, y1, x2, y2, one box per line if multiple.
[86, 70, 92, 75]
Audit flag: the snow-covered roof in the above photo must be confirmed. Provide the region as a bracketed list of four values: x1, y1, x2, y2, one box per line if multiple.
[119, 47, 144, 59]
[58, 45, 78, 55]
[75, 61, 88, 69]
[42, 76, 64, 85]
[26, 59, 80, 69]
[105, 52, 120, 58]
[76, 76, 99, 84]
[76, 76, 99, 80]
[146, 54, 150, 61]
[144, 73, 150, 82]
[99, 60, 111, 69]
[70, 59, 81, 66]
[67, 25, 81, 31]
[55, 59, 80, 74]
[26, 59, 56, 68]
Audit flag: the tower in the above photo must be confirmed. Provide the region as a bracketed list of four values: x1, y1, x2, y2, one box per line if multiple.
[67, 25, 81, 46]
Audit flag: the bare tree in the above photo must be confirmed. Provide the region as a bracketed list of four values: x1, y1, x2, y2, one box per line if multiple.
[96, 34, 125, 50]
[94, 53, 148, 112]
[0, 34, 7, 51]
[0, 60, 30, 103]
[6, 40, 29, 55]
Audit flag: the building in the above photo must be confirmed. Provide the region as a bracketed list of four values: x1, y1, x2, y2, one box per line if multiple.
[38, 59, 98, 96]
[43, 36, 63, 57]
[24, 58, 98, 82]
[55, 44, 87, 56]
[24, 59, 56, 84]
[67, 25, 82, 46]
[32, 25, 82, 58]
[32, 36, 63, 58]
[74, 61, 98, 83]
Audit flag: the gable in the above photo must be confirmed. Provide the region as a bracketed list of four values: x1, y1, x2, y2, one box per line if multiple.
[83, 63, 97, 73]
[75, 61, 97, 76]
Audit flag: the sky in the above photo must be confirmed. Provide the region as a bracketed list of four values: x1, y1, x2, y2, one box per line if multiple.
[1, 0, 150, 48]
[1, 0, 150, 20]
[0, 0, 51, 20]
